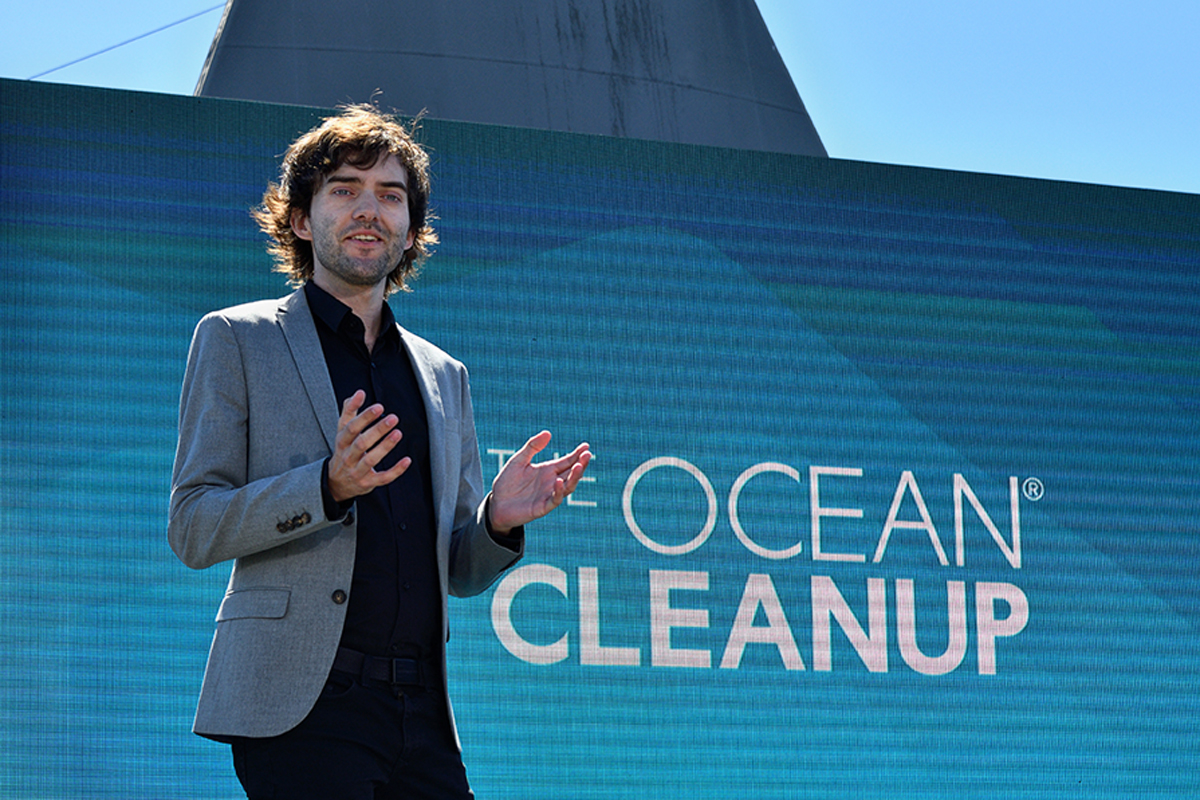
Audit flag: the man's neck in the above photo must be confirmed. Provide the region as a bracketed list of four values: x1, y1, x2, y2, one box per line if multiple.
[310, 273, 388, 351]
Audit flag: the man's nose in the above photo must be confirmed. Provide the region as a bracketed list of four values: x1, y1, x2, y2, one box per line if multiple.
[351, 193, 380, 221]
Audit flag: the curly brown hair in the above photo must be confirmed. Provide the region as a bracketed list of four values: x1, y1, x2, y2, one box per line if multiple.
[253, 104, 437, 295]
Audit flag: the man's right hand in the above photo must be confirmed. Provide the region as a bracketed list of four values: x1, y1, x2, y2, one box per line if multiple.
[327, 389, 409, 502]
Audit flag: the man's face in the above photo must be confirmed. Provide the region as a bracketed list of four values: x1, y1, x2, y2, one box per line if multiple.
[290, 154, 417, 291]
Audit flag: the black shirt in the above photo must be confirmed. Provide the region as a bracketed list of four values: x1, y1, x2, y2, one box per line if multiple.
[305, 282, 442, 664]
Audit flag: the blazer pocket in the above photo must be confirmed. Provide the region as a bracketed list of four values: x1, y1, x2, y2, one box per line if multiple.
[216, 587, 291, 622]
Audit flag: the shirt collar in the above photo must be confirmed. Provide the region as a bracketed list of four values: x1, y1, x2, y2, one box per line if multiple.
[304, 281, 399, 346]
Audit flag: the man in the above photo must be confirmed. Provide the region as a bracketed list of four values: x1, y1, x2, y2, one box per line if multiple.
[168, 105, 590, 798]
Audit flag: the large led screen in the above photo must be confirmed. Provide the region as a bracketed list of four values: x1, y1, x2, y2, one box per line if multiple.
[2, 78, 1198, 798]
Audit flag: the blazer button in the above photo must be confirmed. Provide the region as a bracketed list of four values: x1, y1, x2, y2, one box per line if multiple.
[342, 511, 355, 527]
[331, 589, 347, 605]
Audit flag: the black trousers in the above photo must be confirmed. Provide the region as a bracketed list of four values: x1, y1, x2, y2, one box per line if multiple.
[230, 669, 473, 800]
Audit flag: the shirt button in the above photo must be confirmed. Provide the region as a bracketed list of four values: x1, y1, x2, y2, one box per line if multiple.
[331, 589, 347, 605]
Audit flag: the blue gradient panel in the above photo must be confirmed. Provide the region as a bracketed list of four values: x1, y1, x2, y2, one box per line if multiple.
[1, 79, 1198, 798]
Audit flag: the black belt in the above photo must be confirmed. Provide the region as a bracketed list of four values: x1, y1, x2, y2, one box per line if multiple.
[332, 646, 429, 688]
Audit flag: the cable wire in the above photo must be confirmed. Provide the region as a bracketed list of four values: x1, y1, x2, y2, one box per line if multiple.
[27, 3, 225, 80]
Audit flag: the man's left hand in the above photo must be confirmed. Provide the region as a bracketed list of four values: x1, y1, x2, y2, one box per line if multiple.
[489, 432, 591, 534]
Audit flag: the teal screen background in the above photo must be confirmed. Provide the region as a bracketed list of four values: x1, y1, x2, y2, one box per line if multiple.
[2, 79, 1198, 798]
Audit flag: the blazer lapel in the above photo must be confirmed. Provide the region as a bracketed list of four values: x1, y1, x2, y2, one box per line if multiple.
[277, 289, 339, 452]
[399, 325, 448, 532]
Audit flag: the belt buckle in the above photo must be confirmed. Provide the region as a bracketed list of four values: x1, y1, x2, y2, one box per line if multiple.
[391, 657, 420, 686]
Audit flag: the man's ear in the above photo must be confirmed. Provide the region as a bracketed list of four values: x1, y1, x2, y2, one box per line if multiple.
[291, 208, 313, 241]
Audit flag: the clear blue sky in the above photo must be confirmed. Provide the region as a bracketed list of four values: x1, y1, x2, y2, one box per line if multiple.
[2, 1, 1197, 195]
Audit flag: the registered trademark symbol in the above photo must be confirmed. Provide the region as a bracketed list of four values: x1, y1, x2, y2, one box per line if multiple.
[1022, 477, 1044, 502]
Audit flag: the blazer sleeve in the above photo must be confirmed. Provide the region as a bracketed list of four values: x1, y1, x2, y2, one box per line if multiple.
[168, 311, 333, 570]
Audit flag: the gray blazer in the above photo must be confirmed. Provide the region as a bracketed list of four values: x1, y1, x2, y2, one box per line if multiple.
[168, 288, 521, 740]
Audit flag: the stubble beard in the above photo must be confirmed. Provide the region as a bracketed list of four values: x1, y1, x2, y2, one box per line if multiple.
[311, 221, 407, 288]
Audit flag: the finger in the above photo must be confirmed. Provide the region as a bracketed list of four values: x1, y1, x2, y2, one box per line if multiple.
[548, 443, 591, 474]
[337, 402, 384, 448]
[350, 417, 402, 467]
[561, 459, 589, 493]
[338, 390, 367, 426]
[549, 476, 569, 507]
[512, 430, 552, 465]
[328, 446, 407, 501]
[372, 455, 412, 484]
[556, 463, 586, 497]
